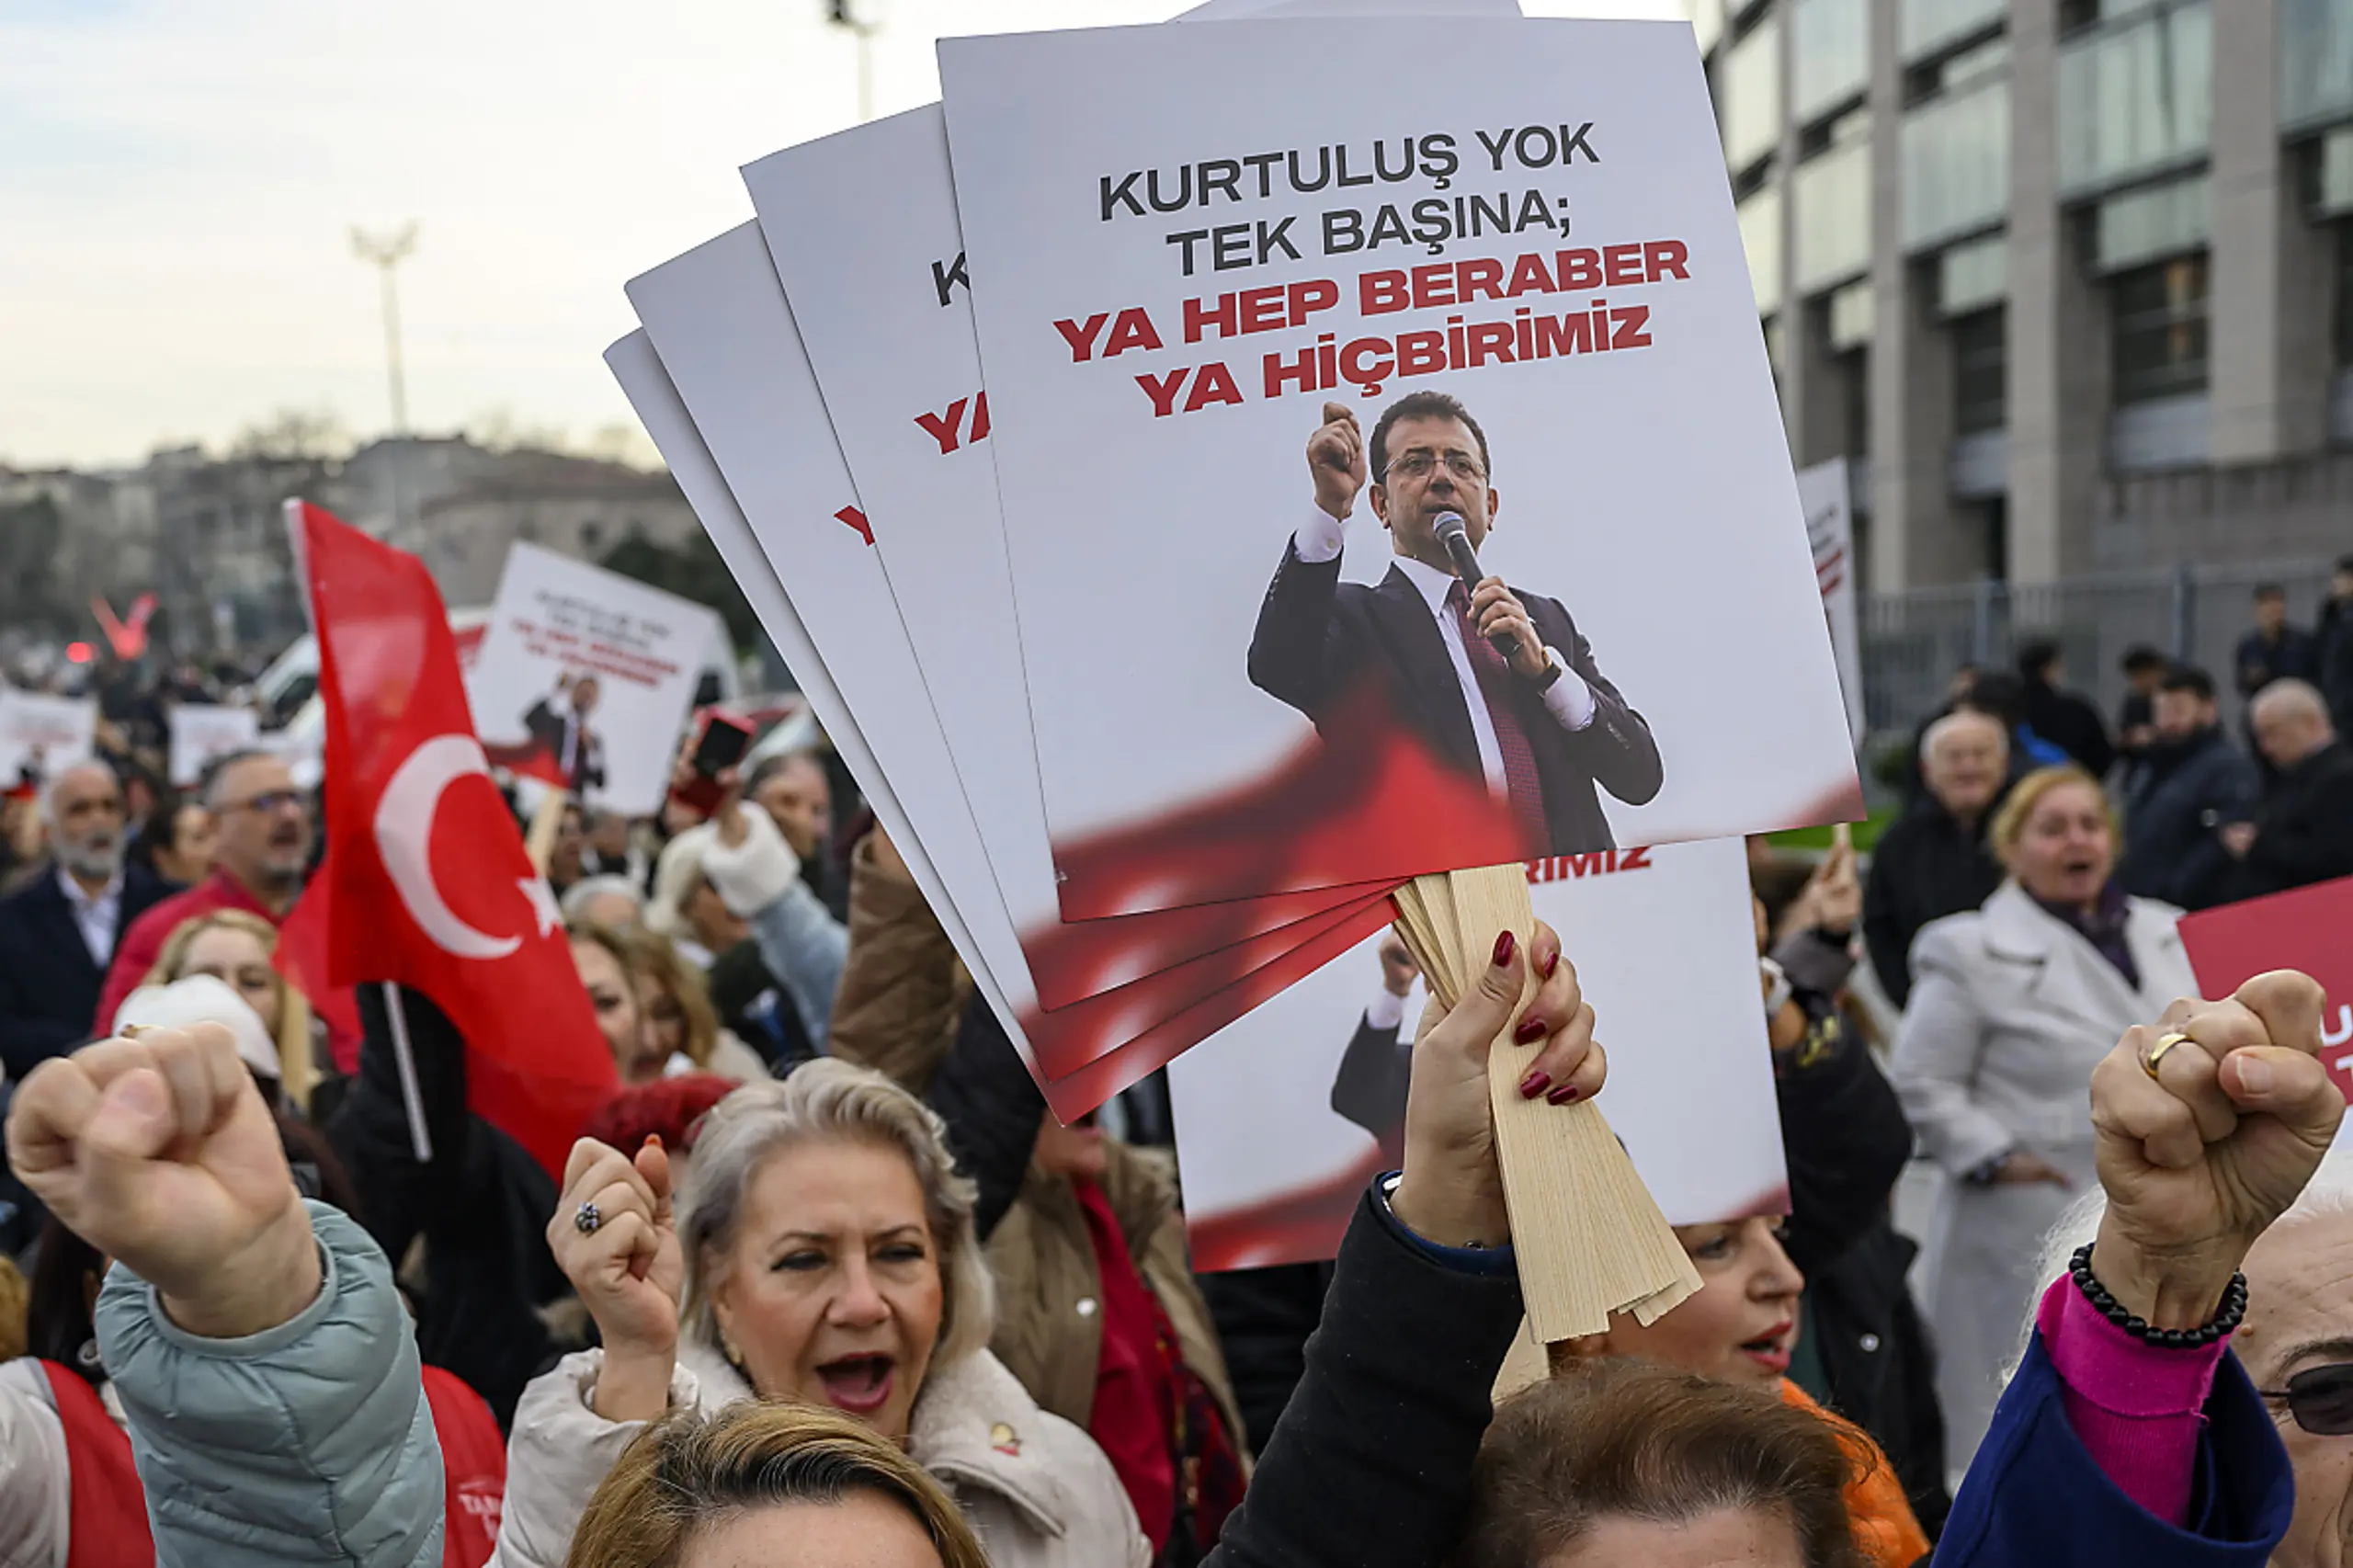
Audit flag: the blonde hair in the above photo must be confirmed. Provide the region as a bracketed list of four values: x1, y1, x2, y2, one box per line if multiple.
[565, 1401, 986, 1568]
[677, 1061, 995, 1375]
[145, 909, 317, 1112]
[622, 928, 721, 1070]
[1988, 764, 2116, 868]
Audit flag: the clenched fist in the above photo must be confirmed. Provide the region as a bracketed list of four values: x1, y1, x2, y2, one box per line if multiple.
[2087, 971, 2346, 1329]
[551, 1134, 685, 1420]
[5, 1025, 318, 1339]
[1307, 402, 1368, 521]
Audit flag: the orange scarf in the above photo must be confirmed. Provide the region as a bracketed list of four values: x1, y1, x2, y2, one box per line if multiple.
[1779, 1379, 1930, 1568]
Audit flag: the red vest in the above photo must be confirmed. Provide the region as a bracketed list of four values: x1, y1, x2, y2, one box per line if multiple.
[39, 1362, 154, 1568]
[422, 1367, 506, 1568]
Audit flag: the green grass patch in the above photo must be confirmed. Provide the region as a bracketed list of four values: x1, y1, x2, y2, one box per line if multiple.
[1765, 805, 1900, 854]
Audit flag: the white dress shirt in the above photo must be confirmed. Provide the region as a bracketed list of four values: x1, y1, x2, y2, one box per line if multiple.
[56, 866, 124, 968]
[1292, 508, 1596, 798]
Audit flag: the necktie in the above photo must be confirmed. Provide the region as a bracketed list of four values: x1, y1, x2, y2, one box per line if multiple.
[1448, 580, 1549, 849]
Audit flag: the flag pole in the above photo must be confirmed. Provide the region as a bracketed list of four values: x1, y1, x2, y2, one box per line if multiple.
[381, 981, 434, 1163]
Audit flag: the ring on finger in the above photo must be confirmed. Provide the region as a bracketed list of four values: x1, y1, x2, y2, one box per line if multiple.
[574, 1200, 602, 1235]
[2143, 1031, 2192, 1081]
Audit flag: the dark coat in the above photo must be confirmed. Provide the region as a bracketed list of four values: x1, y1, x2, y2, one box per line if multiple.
[2318, 597, 2353, 734]
[0, 861, 174, 1081]
[1248, 545, 1662, 855]
[1328, 1008, 1410, 1169]
[1862, 799, 2005, 1010]
[2234, 625, 2318, 699]
[325, 984, 569, 1429]
[521, 699, 605, 793]
[2223, 739, 2353, 902]
[2120, 727, 2260, 911]
[1934, 1335, 2291, 1564]
[2021, 679, 2114, 778]
[1195, 1263, 1333, 1458]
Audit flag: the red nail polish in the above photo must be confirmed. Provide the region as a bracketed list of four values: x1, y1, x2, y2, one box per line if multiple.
[1518, 1070, 1551, 1099]
[644, 1134, 664, 1151]
[1492, 929, 1516, 968]
[1547, 1084, 1581, 1106]
[1539, 949, 1560, 980]
[1513, 1017, 1548, 1046]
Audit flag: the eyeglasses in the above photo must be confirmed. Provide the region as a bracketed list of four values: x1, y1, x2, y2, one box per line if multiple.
[222, 790, 303, 816]
[1381, 449, 1485, 483]
[2260, 1362, 2353, 1436]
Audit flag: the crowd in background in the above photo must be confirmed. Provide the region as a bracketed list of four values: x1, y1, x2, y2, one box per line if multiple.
[0, 567, 2349, 1568]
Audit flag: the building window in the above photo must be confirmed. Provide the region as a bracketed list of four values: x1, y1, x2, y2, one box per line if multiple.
[1901, 0, 2004, 63]
[2335, 222, 2353, 369]
[1793, 0, 1870, 123]
[1952, 307, 2006, 432]
[2056, 0, 2214, 200]
[1738, 180, 1786, 312]
[1721, 11, 1785, 174]
[2282, 0, 2353, 132]
[2111, 255, 2210, 403]
[1794, 137, 1872, 293]
[1902, 77, 2011, 251]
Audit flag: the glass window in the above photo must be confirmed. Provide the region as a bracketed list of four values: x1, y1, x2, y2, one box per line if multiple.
[1688, 0, 1726, 58]
[1952, 308, 2006, 432]
[2321, 127, 2353, 218]
[1722, 13, 1785, 172]
[2092, 173, 2211, 272]
[2057, 1, 2214, 199]
[1795, 139, 1873, 292]
[1739, 179, 1786, 310]
[2111, 254, 2211, 403]
[1794, 0, 1870, 122]
[1938, 233, 2009, 315]
[1902, 0, 2006, 62]
[1903, 77, 2011, 250]
[1828, 278, 1875, 349]
[2283, 0, 2353, 132]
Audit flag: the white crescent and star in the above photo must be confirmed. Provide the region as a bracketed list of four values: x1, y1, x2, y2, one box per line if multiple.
[374, 733, 559, 960]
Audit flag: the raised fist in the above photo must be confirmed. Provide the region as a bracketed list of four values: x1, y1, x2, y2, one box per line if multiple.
[550, 1134, 684, 1418]
[1379, 929, 1421, 999]
[1307, 402, 1368, 521]
[5, 1025, 318, 1338]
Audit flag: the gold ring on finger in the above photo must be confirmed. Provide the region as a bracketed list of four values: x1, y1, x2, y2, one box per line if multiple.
[2143, 1030, 2191, 1081]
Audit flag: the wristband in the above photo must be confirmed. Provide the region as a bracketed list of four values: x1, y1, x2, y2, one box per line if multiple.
[2069, 1243, 2246, 1349]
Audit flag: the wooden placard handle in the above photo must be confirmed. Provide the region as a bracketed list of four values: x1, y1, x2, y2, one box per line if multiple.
[525, 787, 570, 878]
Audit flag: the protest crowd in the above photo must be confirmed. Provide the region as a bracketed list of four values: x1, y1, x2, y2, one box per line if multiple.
[0, 557, 2342, 1568]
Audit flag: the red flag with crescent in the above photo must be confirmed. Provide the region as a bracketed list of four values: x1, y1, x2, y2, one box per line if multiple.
[278, 500, 616, 1176]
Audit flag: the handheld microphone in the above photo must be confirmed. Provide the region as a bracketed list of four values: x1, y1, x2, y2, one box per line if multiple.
[1433, 510, 1518, 660]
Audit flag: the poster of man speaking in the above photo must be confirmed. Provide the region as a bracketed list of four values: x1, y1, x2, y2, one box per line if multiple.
[1251, 392, 1662, 856]
[941, 16, 1862, 917]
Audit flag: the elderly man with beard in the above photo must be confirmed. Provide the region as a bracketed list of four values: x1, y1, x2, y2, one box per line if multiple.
[0, 763, 173, 1079]
[95, 751, 350, 1066]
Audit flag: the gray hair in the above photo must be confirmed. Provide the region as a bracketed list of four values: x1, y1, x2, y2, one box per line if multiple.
[198, 747, 280, 810]
[39, 761, 119, 827]
[2250, 677, 2329, 728]
[1921, 709, 2008, 768]
[2016, 1133, 2353, 1376]
[559, 874, 645, 925]
[676, 1061, 995, 1372]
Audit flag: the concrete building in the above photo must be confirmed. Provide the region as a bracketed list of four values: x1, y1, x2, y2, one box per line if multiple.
[1696, 0, 2353, 589]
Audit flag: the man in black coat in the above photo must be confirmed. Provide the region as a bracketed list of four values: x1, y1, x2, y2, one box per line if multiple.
[0, 762, 174, 1082]
[519, 672, 607, 794]
[2016, 639, 2114, 778]
[1249, 393, 1663, 855]
[2118, 665, 2258, 912]
[2222, 677, 2353, 902]
[1863, 709, 2009, 1010]
[2315, 557, 2353, 739]
[2234, 584, 2318, 704]
[1327, 931, 1419, 1169]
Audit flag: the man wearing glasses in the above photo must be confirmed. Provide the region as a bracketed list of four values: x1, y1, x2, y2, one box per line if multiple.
[1247, 392, 1662, 855]
[96, 750, 322, 1040]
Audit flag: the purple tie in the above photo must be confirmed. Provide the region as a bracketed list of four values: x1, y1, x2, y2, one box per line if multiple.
[1448, 580, 1548, 849]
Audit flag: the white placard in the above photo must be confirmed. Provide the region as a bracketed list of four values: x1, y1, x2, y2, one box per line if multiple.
[168, 703, 262, 788]
[1170, 836, 1785, 1267]
[624, 230, 1390, 1116]
[0, 690, 97, 796]
[465, 542, 720, 816]
[941, 17, 1859, 919]
[1797, 457, 1864, 743]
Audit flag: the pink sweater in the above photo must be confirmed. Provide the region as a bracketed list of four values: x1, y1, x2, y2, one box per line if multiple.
[2036, 1275, 2230, 1526]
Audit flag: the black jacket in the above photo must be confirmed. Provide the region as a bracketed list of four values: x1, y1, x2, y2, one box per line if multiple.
[2021, 679, 2114, 778]
[2224, 741, 2353, 903]
[2119, 728, 2259, 911]
[1202, 1187, 1524, 1568]
[1248, 544, 1663, 854]
[2318, 599, 2353, 735]
[2234, 626, 2319, 699]
[1862, 800, 2005, 1009]
[0, 861, 175, 1081]
[1328, 1008, 1410, 1169]
[326, 985, 569, 1429]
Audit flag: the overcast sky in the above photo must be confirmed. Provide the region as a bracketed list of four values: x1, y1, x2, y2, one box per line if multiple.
[2, 0, 1686, 470]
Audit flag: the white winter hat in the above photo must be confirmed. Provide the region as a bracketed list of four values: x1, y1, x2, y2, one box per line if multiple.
[112, 974, 282, 1086]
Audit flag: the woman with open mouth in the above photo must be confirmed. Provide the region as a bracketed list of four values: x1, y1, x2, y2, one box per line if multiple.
[497, 1059, 1152, 1568]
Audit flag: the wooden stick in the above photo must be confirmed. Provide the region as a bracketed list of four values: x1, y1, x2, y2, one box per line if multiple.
[1391, 863, 1699, 1342]
[525, 786, 570, 877]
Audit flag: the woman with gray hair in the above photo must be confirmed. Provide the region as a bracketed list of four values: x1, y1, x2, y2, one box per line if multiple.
[496, 1059, 1148, 1568]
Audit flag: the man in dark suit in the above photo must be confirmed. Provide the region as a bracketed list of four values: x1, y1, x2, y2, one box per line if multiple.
[521, 672, 607, 794]
[1248, 393, 1663, 854]
[0, 761, 173, 1081]
[1327, 931, 1419, 1168]
[2220, 677, 2353, 901]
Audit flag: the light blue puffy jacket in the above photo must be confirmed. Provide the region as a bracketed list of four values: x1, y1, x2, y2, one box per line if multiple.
[94, 1199, 446, 1566]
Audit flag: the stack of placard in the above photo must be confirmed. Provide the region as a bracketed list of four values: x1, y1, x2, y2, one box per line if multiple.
[605, 0, 1860, 1340]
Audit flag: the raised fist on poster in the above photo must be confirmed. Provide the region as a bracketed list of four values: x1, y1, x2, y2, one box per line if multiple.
[1379, 929, 1420, 999]
[1307, 401, 1367, 521]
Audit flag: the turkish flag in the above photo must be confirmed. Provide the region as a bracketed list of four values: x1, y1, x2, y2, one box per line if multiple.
[278, 501, 617, 1176]
[2177, 875, 2353, 1108]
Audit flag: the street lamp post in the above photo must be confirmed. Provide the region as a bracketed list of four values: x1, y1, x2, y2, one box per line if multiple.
[825, 0, 885, 122]
[351, 222, 419, 539]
